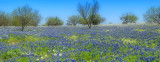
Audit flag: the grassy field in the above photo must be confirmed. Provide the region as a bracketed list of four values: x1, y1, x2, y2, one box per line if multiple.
[0, 25, 160, 62]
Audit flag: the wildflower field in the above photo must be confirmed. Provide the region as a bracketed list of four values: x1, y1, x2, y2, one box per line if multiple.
[0, 25, 160, 62]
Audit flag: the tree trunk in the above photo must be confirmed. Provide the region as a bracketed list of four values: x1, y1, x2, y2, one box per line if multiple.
[89, 23, 91, 29]
[84, 18, 91, 29]
[22, 26, 24, 31]
[87, 23, 91, 29]
[89, 25, 91, 29]
[158, 21, 160, 25]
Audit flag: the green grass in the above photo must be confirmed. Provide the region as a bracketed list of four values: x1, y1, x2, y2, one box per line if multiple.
[134, 29, 146, 32]
[0, 27, 160, 62]
[0, 34, 58, 45]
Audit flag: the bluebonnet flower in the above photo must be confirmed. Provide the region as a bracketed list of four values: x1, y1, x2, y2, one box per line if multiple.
[71, 59, 76, 62]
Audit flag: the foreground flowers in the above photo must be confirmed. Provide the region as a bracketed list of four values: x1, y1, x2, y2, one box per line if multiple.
[0, 25, 159, 62]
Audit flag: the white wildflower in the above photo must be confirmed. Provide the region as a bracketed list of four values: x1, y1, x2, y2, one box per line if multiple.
[36, 59, 39, 61]
[41, 57, 44, 59]
[54, 53, 57, 56]
[63, 47, 65, 49]
[59, 53, 62, 56]
[100, 52, 103, 54]
[53, 50, 56, 52]
[45, 55, 47, 57]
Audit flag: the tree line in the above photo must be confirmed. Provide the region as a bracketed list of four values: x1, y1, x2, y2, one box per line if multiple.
[0, 0, 160, 31]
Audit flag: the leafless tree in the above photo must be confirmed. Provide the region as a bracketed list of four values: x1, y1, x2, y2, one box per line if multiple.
[77, 0, 99, 29]
[144, 7, 160, 24]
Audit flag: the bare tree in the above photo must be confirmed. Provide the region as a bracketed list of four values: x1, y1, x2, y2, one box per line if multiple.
[144, 7, 160, 24]
[77, 0, 99, 29]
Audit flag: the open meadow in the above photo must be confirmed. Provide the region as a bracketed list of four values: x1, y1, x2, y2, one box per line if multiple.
[0, 0, 160, 62]
[0, 25, 160, 62]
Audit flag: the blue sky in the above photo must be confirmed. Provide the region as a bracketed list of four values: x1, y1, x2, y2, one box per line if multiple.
[0, 0, 160, 25]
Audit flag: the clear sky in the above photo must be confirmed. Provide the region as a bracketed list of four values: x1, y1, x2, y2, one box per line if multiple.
[0, 0, 160, 25]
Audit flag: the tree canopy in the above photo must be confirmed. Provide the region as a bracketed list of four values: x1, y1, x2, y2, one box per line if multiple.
[67, 15, 80, 26]
[144, 7, 160, 24]
[120, 13, 138, 24]
[46, 17, 63, 26]
[0, 11, 10, 26]
[79, 14, 105, 25]
[12, 5, 41, 31]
